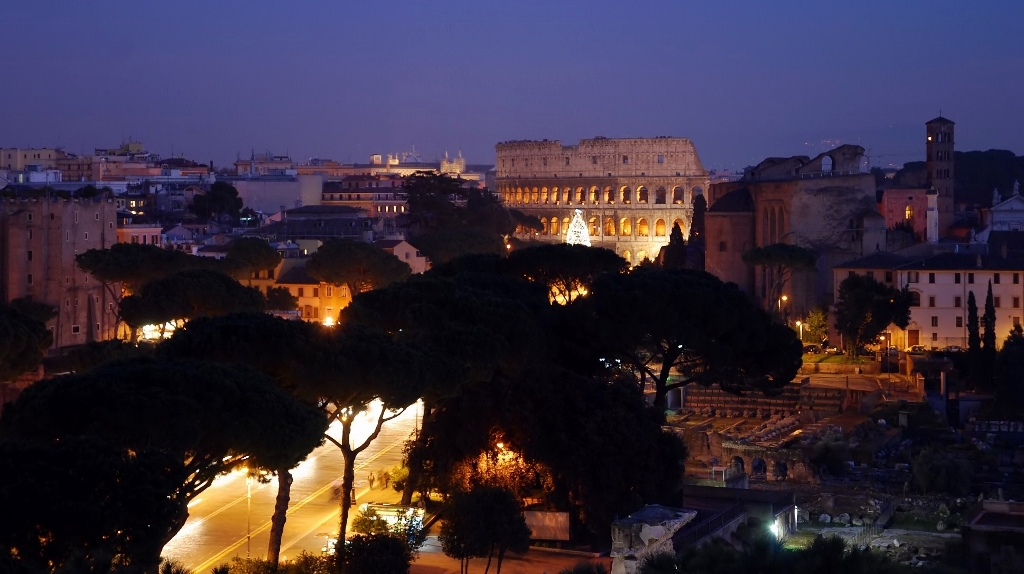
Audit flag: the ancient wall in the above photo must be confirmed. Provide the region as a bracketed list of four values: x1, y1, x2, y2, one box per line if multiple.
[496, 138, 709, 264]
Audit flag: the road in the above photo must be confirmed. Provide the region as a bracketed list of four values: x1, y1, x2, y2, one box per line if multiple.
[162, 401, 420, 572]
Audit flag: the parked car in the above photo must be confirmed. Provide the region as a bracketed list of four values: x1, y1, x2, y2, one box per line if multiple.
[906, 345, 927, 354]
[824, 346, 842, 355]
[803, 344, 821, 354]
[942, 345, 963, 353]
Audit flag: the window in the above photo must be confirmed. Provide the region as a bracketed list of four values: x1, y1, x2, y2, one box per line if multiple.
[152, 235, 158, 244]
[954, 273, 961, 284]
[95, 213, 99, 220]
[932, 332, 938, 341]
[1015, 317, 1021, 327]
[955, 296, 962, 307]
[71, 325, 80, 334]
[313, 288, 319, 298]
[657, 155, 665, 164]
[622, 155, 629, 164]
[27, 250, 32, 262]
[956, 317, 963, 328]
[565, 157, 570, 166]
[84, 232, 88, 240]
[96, 323, 100, 332]
[1015, 273, 1020, 284]
[298, 287, 305, 297]
[995, 297, 1002, 308]
[28, 230, 32, 240]
[74, 212, 78, 223]
[27, 213, 33, 221]
[909, 292, 921, 306]
[1014, 297, 1020, 308]
[591, 156, 597, 164]
[66, 230, 70, 241]
[109, 222, 113, 229]
[931, 316, 938, 327]
[907, 271, 920, 283]
[327, 286, 333, 297]
[74, 298, 78, 307]
[928, 296, 936, 307]
[968, 273, 975, 284]
[928, 273, 935, 284]
[27, 274, 32, 285]
[995, 273, 1001, 284]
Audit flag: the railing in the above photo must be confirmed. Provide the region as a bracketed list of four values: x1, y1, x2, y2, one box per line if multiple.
[672, 503, 744, 548]
[850, 495, 893, 548]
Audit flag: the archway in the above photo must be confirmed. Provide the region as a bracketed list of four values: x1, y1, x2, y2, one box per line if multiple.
[622, 250, 632, 265]
[620, 186, 631, 204]
[562, 217, 570, 234]
[731, 456, 745, 474]
[576, 187, 585, 203]
[551, 187, 559, 204]
[655, 187, 667, 204]
[637, 187, 649, 204]
[541, 187, 549, 203]
[588, 186, 598, 204]
[603, 187, 613, 204]
[531, 187, 539, 204]
[673, 219, 685, 235]
[773, 460, 789, 481]
[637, 218, 650, 237]
[673, 187, 684, 204]
[589, 217, 599, 236]
[620, 218, 632, 236]
[515, 188, 523, 203]
[637, 250, 648, 262]
[563, 188, 571, 204]
[655, 219, 667, 236]
[822, 156, 833, 173]
[752, 457, 768, 477]
[604, 217, 616, 236]
[549, 217, 560, 235]
[540, 217, 549, 235]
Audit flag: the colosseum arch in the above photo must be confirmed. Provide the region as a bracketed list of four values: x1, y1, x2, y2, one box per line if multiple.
[622, 250, 632, 265]
[620, 218, 632, 236]
[563, 188, 571, 204]
[515, 187, 523, 203]
[603, 187, 613, 204]
[637, 218, 649, 237]
[672, 186, 684, 204]
[540, 217, 549, 235]
[541, 187, 549, 204]
[673, 218, 685, 235]
[655, 219, 667, 236]
[562, 217, 570, 234]
[576, 187, 585, 204]
[589, 217, 599, 236]
[637, 186, 649, 204]
[550, 187, 559, 204]
[637, 250, 648, 262]
[604, 217, 616, 236]
[589, 186, 598, 203]
[655, 187, 667, 204]
[620, 186, 631, 204]
[531, 187, 539, 204]
[549, 217, 560, 235]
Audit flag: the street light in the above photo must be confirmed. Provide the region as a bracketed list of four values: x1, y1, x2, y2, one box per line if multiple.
[778, 295, 788, 321]
[880, 335, 892, 393]
[796, 320, 803, 342]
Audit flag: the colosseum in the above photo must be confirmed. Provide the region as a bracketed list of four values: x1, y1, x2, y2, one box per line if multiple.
[495, 137, 709, 264]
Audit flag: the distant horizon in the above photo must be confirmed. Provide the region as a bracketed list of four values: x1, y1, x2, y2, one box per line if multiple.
[2, 0, 1021, 173]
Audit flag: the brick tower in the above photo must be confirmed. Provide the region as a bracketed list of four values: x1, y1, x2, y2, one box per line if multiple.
[926, 116, 955, 240]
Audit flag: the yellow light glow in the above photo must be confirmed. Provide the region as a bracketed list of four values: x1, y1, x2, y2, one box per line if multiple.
[496, 442, 505, 450]
[781, 295, 788, 301]
[322, 315, 335, 327]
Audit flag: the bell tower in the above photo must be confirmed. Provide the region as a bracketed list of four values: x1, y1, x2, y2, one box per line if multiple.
[925, 116, 954, 239]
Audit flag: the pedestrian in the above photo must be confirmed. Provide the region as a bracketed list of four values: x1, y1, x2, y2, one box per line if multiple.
[368, 471, 376, 490]
[381, 471, 390, 489]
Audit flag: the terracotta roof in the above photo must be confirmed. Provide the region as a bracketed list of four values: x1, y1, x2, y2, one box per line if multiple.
[277, 265, 319, 285]
[707, 188, 753, 213]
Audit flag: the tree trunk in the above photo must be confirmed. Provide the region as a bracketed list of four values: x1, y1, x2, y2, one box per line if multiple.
[496, 545, 507, 574]
[266, 468, 293, 565]
[400, 402, 434, 506]
[483, 542, 494, 574]
[336, 448, 357, 571]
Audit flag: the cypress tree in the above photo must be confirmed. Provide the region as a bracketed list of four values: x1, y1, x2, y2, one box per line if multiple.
[968, 291, 981, 386]
[983, 281, 997, 388]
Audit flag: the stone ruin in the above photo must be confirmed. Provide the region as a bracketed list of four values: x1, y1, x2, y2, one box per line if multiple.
[610, 505, 698, 574]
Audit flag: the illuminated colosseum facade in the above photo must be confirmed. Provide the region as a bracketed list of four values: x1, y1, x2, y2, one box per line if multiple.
[495, 137, 709, 265]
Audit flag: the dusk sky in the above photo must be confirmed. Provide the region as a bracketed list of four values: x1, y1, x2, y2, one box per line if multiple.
[2, 0, 1022, 171]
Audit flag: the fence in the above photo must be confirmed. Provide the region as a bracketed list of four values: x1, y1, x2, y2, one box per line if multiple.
[672, 503, 745, 548]
[849, 495, 894, 548]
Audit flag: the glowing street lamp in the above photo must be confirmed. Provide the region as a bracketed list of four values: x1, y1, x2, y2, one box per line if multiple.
[796, 320, 803, 341]
[778, 295, 788, 319]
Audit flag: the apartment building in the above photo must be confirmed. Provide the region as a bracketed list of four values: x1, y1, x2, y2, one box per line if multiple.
[835, 249, 1024, 350]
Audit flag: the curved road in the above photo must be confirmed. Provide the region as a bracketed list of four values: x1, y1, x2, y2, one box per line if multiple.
[162, 402, 419, 572]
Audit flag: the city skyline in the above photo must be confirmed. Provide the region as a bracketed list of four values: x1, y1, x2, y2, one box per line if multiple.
[2, 0, 1022, 170]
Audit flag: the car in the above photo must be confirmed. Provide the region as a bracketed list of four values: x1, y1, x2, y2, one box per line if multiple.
[824, 346, 841, 355]
[906, 345, 927, 354]
[942, 345, 963, 353]
[803, 344, 821, 354]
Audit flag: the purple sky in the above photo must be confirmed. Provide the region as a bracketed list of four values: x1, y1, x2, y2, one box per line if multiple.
[2, 0, 1022, 171]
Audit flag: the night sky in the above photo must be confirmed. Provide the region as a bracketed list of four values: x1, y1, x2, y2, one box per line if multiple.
[2, 0, 1021, 171]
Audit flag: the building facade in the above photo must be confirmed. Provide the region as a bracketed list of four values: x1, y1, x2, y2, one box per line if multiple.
[0, 196, 120, 350]
[835, 250, 1024, 350]
[0, 148, 68, 171]
[495, 137, 709, 265]
[926, 116, 956, 236]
